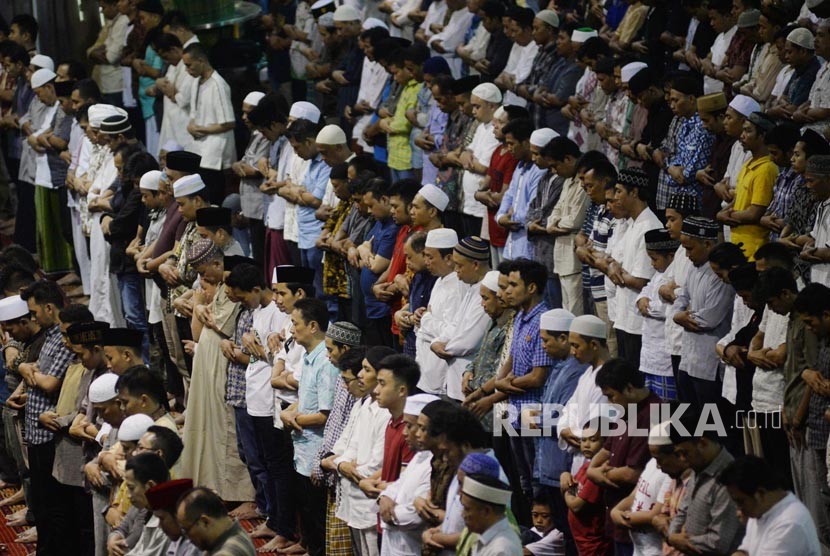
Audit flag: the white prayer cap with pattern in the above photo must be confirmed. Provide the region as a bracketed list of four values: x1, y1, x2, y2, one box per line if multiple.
[425, 228, 458, 249]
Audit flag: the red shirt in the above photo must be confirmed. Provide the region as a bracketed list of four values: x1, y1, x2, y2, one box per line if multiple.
[486, 147, 519, 248]
[151, 200, 186, 258]
[386, 225, 411, 336]
[381, 414, 414, 482]
[568, 459, 612, 556]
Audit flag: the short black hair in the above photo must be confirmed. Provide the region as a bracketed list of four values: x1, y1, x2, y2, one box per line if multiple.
[293, 298, 329, 332]
[177, 487, 228, 521]
[335, 345, 366, 373]
[153, 32, 183, 52]
[364, 177, 389, 199]
[578, 36, 610, 60]
[576, 150, 611, 174]
[440, 406, 489, 449]
[406, 230, 427, 253]
[708, 242, 747, 270]
[755, 267, 797, 303]
[11, 14, 38, 42]
[507, 6, 535, 28]
[248, 91, 290, 128]
[116, 365, 168, 409]
[226, 263, 266, 291]
[126, 452, 170, 485]
[73, 78, 102, 104]
[58, 59, 87, 80]
[764, 123, 800, 152]
[377, 354, 420, 392]
[718, 455, 784, 494]
[0, 264, 35, 294]
[502, 118, 534, 142]
[287, 118, 320, 142]
[794, 283, 830, 317]
[541, 137, 580, 161]
[753, 242, 794, 270]
[1, 41, 29, 66]
[59, 303, 94, 325]
[182, 42, 209, 62]
[160, 9, 191, 30]
[284, 282, 316, 298]
[124, 152, 159, 183]
[508, 258, 548, 294]
[366, 346, 397, 371]
[1, 244, 38, 274]
[145, 426, 184, 468]
[388, 178, 421, 205]
[595, 357, 645, 391]
[502, 105, 530, 122]
[21, 280, 65, 309]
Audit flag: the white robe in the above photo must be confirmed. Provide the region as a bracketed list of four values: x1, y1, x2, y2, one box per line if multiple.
[557, 365, 608, 472]
[415, 272, 465, 395]
[158, 59, 196, 150]
[380, 450, 433, 556]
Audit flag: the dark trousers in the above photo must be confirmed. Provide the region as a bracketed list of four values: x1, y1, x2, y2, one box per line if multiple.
[200, 167, 226, 204]
[175, 315, 194, 373]
[249, 218, 266, 266]
[286, 240, 301, 267]
[295, 472, 327, 556]
[234, 407, 268, 515]
[615, 330, 642, 366]
[254, 417, 296, 538]
[29, 441, 76, 556]
[671, 355, 681, 385]
[508, 435, 537, 501]
[13, 179, 36, 252]
[677, 370, 722, 411]
[151, 322, 183, 398]
[364, 315, 393, 347]
[460, 214, 482, 238]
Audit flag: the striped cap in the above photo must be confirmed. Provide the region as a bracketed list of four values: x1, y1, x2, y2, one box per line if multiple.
[454, 236, 490, 262]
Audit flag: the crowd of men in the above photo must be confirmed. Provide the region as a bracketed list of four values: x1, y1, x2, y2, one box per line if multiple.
[4, 0, 830, 553]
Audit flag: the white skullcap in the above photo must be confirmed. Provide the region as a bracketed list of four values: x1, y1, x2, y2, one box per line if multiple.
[418, 184, 450, 211]
[316, 124, 347, 145]
[161, 140, 183, 153]
[481, 270, 501, 292]
[540, 308, 575, 332]
[621, 62, 648, 84]
[728, 94, 761, 118]
[788, 27, 815, 50]
[89, 374, 119, 404]
[290, 101, 321, 123]
[472, 82, 502, 104]
[272, 267, 278, 284]
[530, 128, 559, 147]
[404, 393, 440, 416]
[462, 475, 512, 505]
[173, 174, 206, 198]
[425, 228, 458, 249]
[139, 170, 163, 192]
[0, 296, 29, 322]
[572, 28, 598, 42]
[333, 5, 361, 21]
[494, 106, 506, 120]
[319, 12, 335, 27]
[31, 68, 56, 89]
[118, 414, 155, 442]
[648, 421, 673, 446]
[362, 17, 388, 30]
[88, 104, 126, 128]
[569, 314, 606, 339]
[30, 54, 54, 71]
[535, 10, 559, 29]
[243, 91, 266, 106]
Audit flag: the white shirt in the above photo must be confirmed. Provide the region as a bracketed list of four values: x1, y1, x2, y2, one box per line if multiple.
[719, 296, 754, 404]
[771, 65, 796, 100]
[752, 309, 788, 413]
[461, 121, 500, 218]
[380, 450, 433, 556]
[703, 26, 737, 94]
[637, 270, 673, 377]
[159, 58, 196, 151]
[664, 245, 692, 356]
[738, 492, 821, 556]
[419, 0, 448, 40]
[628, 459, 671, 556]
[188, 71, 236, 170]
[246, 301, 289, 417]
[428, 8, 476, 77]
[810, 200, 830, 286]
[614, 208, 662, 334]
[503, 41, 540, 107]
[606, 218, 631, 323]
[416, 272, 465, 394]
[557, 365, 608, 472]
[98, 14, 129, 94]
[273, 319, 305, 426]
[333, 397, 390, 529]
[524, 527, 565, 556]
[282, 152, 310, 242]
[473, 517, 522, 556]
[265, 140, 295, 231]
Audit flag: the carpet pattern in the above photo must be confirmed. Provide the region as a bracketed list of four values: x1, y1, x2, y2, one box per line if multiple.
[0, 488, 34, 556]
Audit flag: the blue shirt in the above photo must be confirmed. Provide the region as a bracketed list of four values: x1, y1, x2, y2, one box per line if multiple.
[293, 341, 339, 477]
[138, 46, 163, 120]
[421, 105, 448, 186]
[296, 155, 331, 249]
[360, 217, 400, 319]
[496, 161, 547, 260]
[536, 356, 590, 487]
[405, 270, 438, 356]
[509, 301, 556, 426]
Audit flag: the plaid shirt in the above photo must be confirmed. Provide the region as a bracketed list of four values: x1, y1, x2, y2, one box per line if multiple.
[580, 203, 600, 293]
[767, 167, 809, 240]
[226, 308, 254, 408]
[312, 377, 356, 486]
[588, 206, 615, 301]
[657, 115, 713, 210]
[26, 324, 73, 445]
[508, 302, 555, 426]
[808, 339, 830, 449]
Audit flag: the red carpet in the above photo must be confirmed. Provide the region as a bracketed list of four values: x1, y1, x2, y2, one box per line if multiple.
[0, 488, 34, 556]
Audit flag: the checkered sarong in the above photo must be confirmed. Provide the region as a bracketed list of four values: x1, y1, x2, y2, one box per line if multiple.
[645, 373, 677, 401]
[326, 490, 353, 556]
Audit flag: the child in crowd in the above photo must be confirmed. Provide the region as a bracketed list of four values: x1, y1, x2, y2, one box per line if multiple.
[521, 494, 565, 556]
[394, 231, 436, 357]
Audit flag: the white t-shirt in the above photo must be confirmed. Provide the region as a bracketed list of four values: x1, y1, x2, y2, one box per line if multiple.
[246, 301, 289, 417]
[614, 208, 662, 335]
[738, 492, 821, 556]
[460, 121, 499, 218]
[188, 71, 236, 170]
[628, 459, 671, 556]
[752, 309, 788, 413]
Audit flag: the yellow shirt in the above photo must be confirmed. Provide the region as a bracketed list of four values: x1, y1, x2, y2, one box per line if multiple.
[732, 154, 778, 260]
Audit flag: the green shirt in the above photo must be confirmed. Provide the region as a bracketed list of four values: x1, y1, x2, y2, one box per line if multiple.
[387, 79, 423, 171]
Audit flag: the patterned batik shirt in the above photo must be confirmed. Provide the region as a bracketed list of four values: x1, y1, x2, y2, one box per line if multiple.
[226, 307, 254, 408]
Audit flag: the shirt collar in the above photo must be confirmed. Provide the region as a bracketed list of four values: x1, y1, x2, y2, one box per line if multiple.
[700, 446, 733, 478]
[303, 340, 327, 365]
[759, 492, 797, 524]
[517, 301, 548, 324]
[477, 517, 513, 546]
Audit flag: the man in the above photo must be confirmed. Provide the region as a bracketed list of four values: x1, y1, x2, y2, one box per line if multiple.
[280, 298, 337, 556]
[195, 207, 245, 256]
[9, 14, 38, 56]
[118, 452, 172, 556]
[145, 478, 200, 556]
[460, 474, 522, 555]
[182, 42, 235, 203]
[721, 456, 821, 555]
[151, 32, 196, 154]
[458, 83, 501, 238]
[794, 20, 830, 136]
[409, 184, 448, 232]
[132, 0, 165, 156]
[666, 408, 744, 555]
[177, 487, 256, 555]
[99, 327, 144, 375]
[19, 280, 75, 556]
[494, 7, 538, 107]
[607, 168, 662, 364]
[717, 112, 778, 259]
[768, 28, 821, 120]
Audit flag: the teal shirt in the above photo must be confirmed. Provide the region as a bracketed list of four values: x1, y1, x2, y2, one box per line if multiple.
[139, 46, 163, 120]
[292, 341, 338, 477]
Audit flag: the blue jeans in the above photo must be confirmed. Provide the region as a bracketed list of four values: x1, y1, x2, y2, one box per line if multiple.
[390, 168, 415, 183]
[234, 407, 268, 515]
[116, 272, 149, 362]
[544, 275, 562, 310]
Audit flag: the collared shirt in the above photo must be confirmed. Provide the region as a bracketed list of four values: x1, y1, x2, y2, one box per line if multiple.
[473, 516, 522, 556]
[738, 492, 821, 555]
[296, 155, 331, 249]
[125, 515, 170, 556]
[784, 57, 822, 106]
[741, 43, 783, 103]
[189, 71, 236, 170]
[766, 167, 809, 240]
[496, 161, 547, 260]
[677, 261, 735, 381]
[238, 131, 271, 220]
[808, 339, 830, 450]
[669, 448, 743, 554]
[461, 121, 500, 218]
[226, 307, 253, 408]
[783, 314, 817, 421]
[810, 199, 830, 285]
[658, 113, 714, 208]
[388, 79, 423, 170]
[731, 154, 778, 259]
[467, 314, 511, 430]
[27, 324, 74, 445]
[550, 176, 590, 276]
[421, 105, 448, 186]
[587, 206, 614, 301]
[292, 341, 338, 477]
[527, 172, 563, 275]
[98, 14, 129, 94]
[381, 414, 414, 482]
[637, 270, 672, 377]
[614, 208, 663, 335]
[207, 522, 255, 556]
[360, 217, 400, 318]
[753, 309, 788, 412]
[509, 302, 555, 427]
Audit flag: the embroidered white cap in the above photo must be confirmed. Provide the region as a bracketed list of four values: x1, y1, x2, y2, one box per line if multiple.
[425, 228, 458, 249]
[173, 174, 206, 198]
[89, 374, 119, 404]
[418, 184, 450, 211]
[540, 308, 575, 332]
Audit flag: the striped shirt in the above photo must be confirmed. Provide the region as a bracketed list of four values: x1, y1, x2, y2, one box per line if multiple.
[226, 308, 253, 408]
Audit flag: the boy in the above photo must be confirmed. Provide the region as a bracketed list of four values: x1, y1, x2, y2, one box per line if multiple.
[522, 494, 565, 556]
[393, 231, 436, 357]
[637, 229, 678, 400]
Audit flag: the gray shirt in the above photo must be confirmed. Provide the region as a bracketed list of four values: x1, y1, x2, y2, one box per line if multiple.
[239, 131, 271, 220]
[473, 517, 522, 556]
